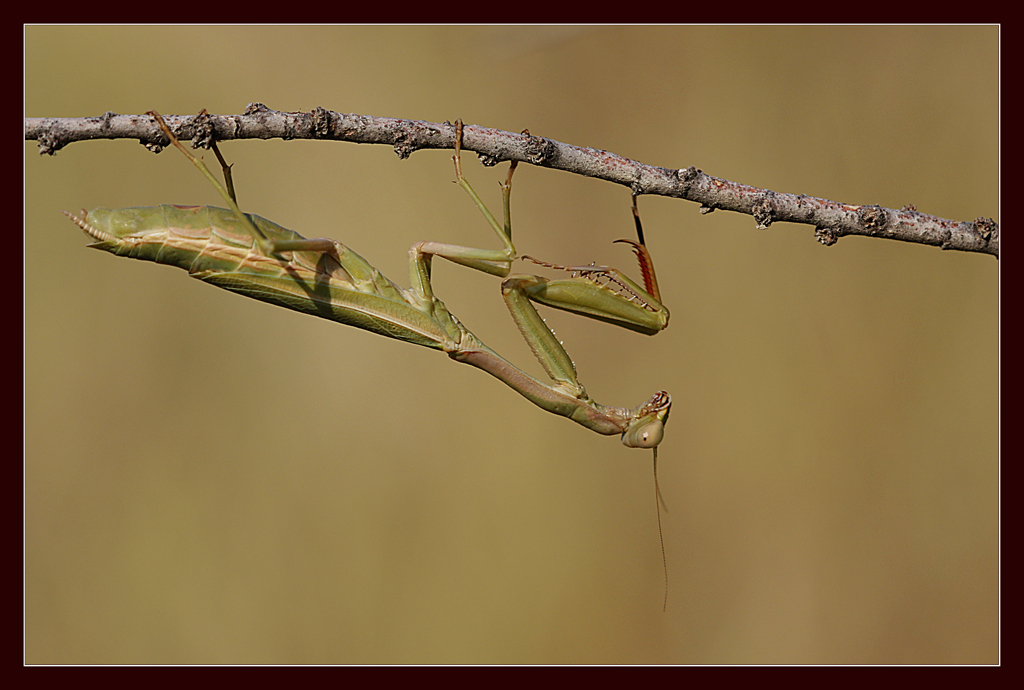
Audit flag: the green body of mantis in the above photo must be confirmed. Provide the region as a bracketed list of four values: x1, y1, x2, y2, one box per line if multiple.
[65, 114, 672, 449]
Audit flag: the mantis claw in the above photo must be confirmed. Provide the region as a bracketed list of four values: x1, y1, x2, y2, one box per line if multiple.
[613, 195, 662, 302]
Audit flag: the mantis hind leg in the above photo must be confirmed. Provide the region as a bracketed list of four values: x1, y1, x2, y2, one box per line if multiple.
[148, 110, 339, 257]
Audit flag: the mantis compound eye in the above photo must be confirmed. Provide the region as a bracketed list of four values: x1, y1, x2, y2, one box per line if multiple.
[621, 418, 665, 449]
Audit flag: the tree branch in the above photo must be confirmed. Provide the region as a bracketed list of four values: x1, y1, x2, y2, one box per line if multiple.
[25, 104, 998, 258]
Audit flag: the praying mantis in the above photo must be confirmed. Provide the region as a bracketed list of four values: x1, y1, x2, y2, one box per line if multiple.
[64, 112, 675, 607]
[65, 113, 672, 450]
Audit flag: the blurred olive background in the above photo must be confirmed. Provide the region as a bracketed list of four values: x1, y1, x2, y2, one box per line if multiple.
[25, 26, 998, 664]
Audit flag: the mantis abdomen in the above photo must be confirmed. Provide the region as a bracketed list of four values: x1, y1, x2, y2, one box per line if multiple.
[65, 204, 462, 351]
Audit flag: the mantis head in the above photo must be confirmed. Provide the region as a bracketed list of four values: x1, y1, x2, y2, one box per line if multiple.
[622, 389, 672, 610]
[620, 390, 671, 449]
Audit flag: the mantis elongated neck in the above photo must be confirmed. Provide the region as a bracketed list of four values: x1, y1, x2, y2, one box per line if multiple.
[451, 342, 633, 437]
